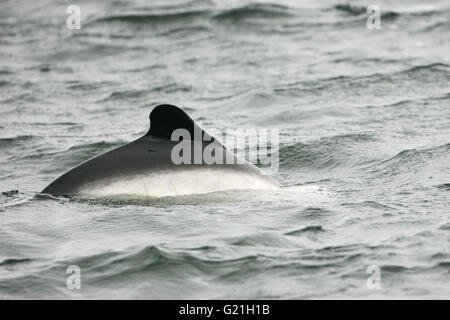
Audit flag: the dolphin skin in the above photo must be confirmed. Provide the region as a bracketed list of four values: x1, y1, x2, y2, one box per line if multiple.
[41, 104, 280, 198]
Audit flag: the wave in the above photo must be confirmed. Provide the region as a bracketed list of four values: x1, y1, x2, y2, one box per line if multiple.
[212, 3, 293, 21]
[439, 222, 450, 230]
[89, 3, 293, 27]
[275, 63, 450, 95]
[1, 240, 448, 298]
[379, 143, 449, 166]
[86, 2, 447, 30]
[400, 62, 450, 74]
[17, 141, 121, 162]
[0, 257, 33, 266]
[365, 143, 450, 180]
[0, 135, 34, 143]
[335, 3, 398, 20]
[334, 3, 440, 19]
[0, 135, 36, 151]
[0, 80, 11, 88]
[151, 82, 193, 94]
[17, 141, 125, 177]
[323, 63, 450, 85]
[436, 183, 450, 191]
[64, 243, 375, 282]
[366, 92, 450, 109]
[67, 80, 116, 91]
[67, 245, 264, 283]
[284, 225, 324, 236]
[91, 9, 209, 25]
[279, 133, 377, 170]
[227, 232, 296, 247]
[100, 89, 150, 102]
[1, 190, 19, 197]
[417, 21, 450, 32]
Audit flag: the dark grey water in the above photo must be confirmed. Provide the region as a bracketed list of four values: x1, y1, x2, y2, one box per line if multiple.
[0, 0, 449, 299]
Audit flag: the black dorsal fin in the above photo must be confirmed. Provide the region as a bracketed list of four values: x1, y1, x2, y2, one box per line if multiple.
[146, 104, 213, 141]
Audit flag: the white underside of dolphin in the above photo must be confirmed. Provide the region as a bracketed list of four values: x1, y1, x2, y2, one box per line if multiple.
[78, 168, 278, 198]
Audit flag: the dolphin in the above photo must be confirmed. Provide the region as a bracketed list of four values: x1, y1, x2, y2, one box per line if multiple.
[41, 104, 280, 198]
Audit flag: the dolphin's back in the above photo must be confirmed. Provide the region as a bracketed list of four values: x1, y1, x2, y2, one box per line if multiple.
[41, 105, 280, 198]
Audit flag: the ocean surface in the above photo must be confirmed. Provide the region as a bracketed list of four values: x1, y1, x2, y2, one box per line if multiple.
[0, 0, 449, 299]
